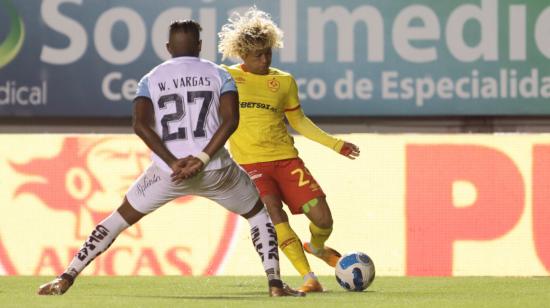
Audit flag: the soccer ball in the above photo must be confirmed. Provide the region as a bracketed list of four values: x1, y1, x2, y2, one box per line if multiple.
[335, 252, 375, 291]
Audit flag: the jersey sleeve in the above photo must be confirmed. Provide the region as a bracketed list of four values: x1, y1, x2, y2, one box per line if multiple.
[136, 75, 151, 99]
[217, 67, 237, 94]
[285, 108, 344, 153]
[284, 76, 301, 111]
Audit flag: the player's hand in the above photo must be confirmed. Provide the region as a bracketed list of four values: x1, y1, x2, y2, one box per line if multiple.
[169, 156, 195, 184]
[169, 156, 194, 173]
[171, 157, 204, 183]
[339, 142, 360, 160]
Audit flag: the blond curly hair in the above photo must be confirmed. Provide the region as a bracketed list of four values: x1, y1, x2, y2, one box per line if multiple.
[218, 7, 284, 61]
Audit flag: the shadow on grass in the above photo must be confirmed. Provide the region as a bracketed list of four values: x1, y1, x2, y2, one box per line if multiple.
[94, 288, 373, 301]
[97, 293, 280, 301]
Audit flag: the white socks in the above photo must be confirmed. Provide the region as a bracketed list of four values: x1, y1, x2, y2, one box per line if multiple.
[62, 206, 281, 284]
[64, 211, 130, 278]
[247, 207, 281, 282]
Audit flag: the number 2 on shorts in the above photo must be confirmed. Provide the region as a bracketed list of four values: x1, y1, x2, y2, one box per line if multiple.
[291, 168, 310, 187]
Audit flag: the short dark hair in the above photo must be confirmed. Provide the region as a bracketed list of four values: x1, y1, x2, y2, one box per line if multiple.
[169, 20, 202, 40]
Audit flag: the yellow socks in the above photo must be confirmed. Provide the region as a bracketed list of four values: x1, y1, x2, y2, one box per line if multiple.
[309, 223, 333, 252]
[274, 222, 311, 277]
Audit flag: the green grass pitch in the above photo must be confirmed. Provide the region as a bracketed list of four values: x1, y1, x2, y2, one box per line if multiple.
[1, 276, 549, 308]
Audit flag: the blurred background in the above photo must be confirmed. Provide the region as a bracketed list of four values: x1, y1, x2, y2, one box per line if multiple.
[1, 0, 549, 277]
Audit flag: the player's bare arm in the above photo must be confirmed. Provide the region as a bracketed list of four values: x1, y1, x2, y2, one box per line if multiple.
[203, 91, 239, 156]
[285, 106, 360, 159]
[132, 96, 190, 171]
[171, 91, 240, 181]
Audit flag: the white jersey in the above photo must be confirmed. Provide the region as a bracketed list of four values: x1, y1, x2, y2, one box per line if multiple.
[136, 57, 237, 172]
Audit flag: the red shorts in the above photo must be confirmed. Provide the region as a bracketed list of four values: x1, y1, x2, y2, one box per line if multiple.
[240, 157, 325, 214]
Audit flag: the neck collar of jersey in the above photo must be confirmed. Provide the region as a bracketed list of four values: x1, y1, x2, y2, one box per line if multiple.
[170, 56, 200, 61]
[240, 63, 271, 75]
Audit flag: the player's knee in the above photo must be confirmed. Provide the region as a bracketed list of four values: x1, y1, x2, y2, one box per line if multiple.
[241, 199, 265, 219]
[315, 215, 333, 229]
[266, 206, 288, 224]
[262, 196, 287, 224]
[117, 198, 145, 226]
[305, 198, 333, 228]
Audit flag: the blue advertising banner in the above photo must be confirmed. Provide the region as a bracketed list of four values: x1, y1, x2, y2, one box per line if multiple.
[0, 0, 549, 117]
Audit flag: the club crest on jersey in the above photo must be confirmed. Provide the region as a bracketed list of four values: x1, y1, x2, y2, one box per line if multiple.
[1, 136, 240, 277]
[267, 78, 280, 92]
[235, 77, 246, 84]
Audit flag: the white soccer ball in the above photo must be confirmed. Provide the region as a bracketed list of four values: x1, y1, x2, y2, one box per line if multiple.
[335, 252, 375, 291]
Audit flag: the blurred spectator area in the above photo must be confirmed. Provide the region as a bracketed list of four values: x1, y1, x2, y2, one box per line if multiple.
[1, 116, 550, 134]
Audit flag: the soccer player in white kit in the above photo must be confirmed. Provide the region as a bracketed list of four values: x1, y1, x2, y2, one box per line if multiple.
[37, 20, 304, 297]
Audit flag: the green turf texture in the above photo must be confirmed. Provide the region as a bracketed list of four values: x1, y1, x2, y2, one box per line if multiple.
[1, 276, 549, 308]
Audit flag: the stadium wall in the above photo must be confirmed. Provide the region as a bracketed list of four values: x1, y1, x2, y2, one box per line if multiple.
[1, 133, 549, 277]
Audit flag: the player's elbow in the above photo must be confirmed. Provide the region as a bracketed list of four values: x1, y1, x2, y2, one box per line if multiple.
[288, 119, 304, 134]
[287, 119, 298, 130]
[285, 111, 305, 132]
[226, 118, 239, 134]
[132, 121, 148, 138]
[224, 112, 239, 134]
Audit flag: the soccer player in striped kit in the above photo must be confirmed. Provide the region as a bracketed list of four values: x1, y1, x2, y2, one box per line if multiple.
[37, 20, 303, 298]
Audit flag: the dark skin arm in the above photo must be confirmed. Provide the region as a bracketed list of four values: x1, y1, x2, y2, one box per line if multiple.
[132, 96, 191, 173]
[171, 91, 240, 182]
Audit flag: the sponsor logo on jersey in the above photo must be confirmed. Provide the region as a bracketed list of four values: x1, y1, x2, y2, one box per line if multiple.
[267, 78, 280, 92]
[240, 101, 278, 113]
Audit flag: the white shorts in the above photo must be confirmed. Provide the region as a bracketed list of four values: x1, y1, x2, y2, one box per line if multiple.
[126, 161, 259, 215]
